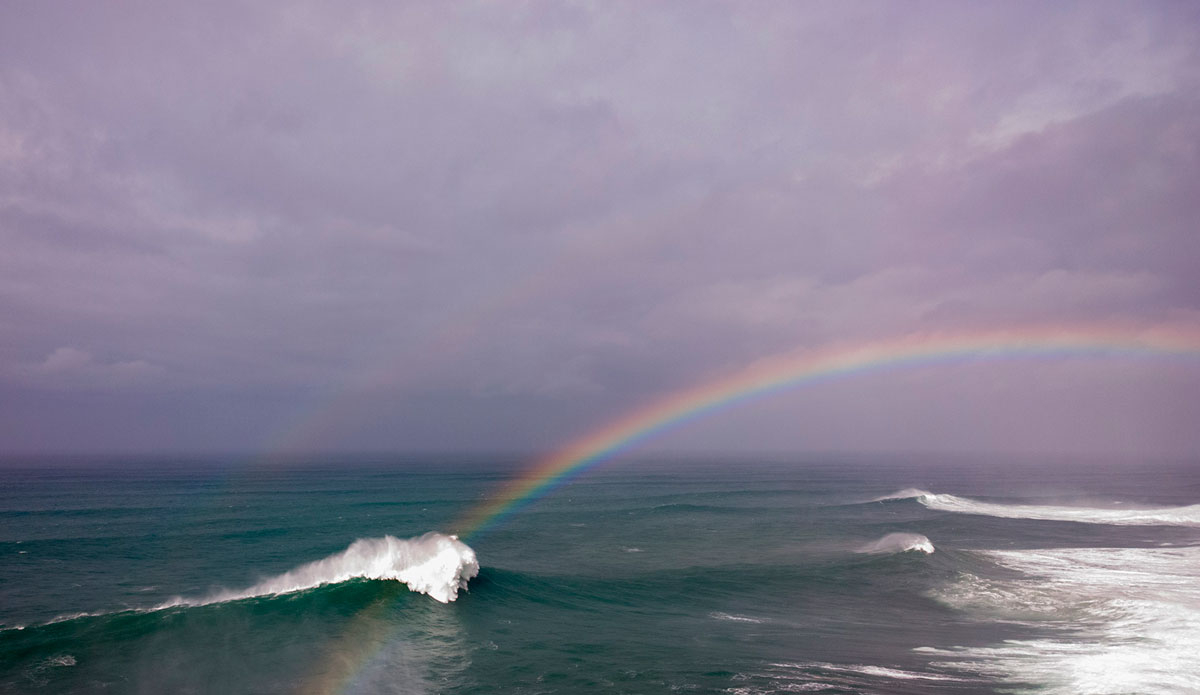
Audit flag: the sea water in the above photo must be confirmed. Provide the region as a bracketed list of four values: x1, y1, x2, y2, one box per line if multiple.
[1, 455, 1197, 694]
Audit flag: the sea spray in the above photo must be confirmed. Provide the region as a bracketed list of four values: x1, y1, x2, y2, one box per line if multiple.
[858, 532, 935, 554]
[876, 489, 1200, 526]
[163, 532, 478, 607]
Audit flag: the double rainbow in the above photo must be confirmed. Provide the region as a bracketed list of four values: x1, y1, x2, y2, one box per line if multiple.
[454, 323, 1200, 538]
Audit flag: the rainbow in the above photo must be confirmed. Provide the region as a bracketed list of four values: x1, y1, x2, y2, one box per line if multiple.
[454, 323, 1200, 538]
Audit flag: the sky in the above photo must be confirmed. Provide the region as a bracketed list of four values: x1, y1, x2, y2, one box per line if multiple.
[2, 1, 1199, 458]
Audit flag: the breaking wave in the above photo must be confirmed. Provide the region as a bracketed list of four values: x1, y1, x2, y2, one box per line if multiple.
[872, 488, 931, 502]
[858, 532, 934, 554]
[876, 489, 1200, 526]
[161, 532, 478, 607]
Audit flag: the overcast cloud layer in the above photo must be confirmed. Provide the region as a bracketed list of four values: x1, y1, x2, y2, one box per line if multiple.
[2, 1, 1199, 457]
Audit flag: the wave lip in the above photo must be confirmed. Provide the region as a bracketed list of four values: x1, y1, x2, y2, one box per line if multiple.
[162, 532, 478, 607]
[872, 488, 933, 502]
[877, 489, 1200, 527]
[858, 532, 935, 554]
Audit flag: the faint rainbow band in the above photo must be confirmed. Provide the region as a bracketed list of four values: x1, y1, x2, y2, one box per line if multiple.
[454, 323, 1200, 539]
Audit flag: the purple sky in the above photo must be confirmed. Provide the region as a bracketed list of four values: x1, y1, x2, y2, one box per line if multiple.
[2, 1, 1199, 457]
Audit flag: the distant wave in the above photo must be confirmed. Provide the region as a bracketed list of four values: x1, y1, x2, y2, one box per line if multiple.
[710, 611, 766, 624]
[873, 488, 933, 502]
[876, 489, 1200, 526]
[858, 532, 935, 555]
[161, 532, 478, 607]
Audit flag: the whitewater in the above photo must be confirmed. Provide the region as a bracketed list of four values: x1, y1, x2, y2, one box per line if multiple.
[927, 546, 1200, 694]
[162, 532, 478, 607]
[863, 489, 1200, 693]
[877, 487, 1200, 526]
[17, 532, 479, 631]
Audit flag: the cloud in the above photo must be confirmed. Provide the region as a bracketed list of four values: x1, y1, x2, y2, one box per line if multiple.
[36, 346, 91, 374]
[18, 347, 165, 388]
[0, 1, 1197, 454]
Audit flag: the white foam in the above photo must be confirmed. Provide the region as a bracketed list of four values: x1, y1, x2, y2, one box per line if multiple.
[774, 662, 961, 681]
[928, 546, 1200, 694]
[878, 489, 1200, 526]
[162, 532, 478, 606]
[872, 488, 933, 502]
[857, 532, 934, 554]
[710, 611, 765, 624]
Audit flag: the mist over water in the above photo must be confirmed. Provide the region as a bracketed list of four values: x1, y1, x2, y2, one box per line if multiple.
[2, 456, 1197, 693]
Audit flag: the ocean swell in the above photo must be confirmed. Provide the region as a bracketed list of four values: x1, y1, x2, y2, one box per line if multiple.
[162, 532, 478, 607]
[876, 489, 1200, 526]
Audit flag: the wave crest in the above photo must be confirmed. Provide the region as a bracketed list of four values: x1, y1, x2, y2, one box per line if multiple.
[872, 488, 933, 502]
[877, 489, 1200, 526]
[163, 532, 478, 607]
[858, 532, 935, 554]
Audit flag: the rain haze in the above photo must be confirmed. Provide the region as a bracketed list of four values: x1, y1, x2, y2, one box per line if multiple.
[3, 1, 1200, 458]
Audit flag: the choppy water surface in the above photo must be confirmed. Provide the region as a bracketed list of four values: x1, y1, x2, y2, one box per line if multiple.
[2, 455, 1197, 694]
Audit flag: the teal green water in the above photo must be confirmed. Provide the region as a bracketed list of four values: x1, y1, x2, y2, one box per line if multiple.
[2, 456, 1198, 694]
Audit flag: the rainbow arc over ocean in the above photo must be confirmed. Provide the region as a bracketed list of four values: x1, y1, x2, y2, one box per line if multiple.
[453, 323, 1200, 538]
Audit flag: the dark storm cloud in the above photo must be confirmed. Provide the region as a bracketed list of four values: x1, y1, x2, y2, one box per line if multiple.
[1, 1, 1198, 454]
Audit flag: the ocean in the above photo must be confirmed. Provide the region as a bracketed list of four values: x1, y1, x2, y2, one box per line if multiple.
[1, 455, 1198, 694]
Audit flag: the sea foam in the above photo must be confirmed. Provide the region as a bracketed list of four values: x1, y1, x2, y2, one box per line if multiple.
[162, 532, 478, 607]
[858, 532, 934, 554]
[728, 660, 964, 693]
[876, 489, 1200, 526]
[927, 546, 1200, 694]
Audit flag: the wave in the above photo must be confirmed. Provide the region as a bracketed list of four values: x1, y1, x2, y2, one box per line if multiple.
[857, 532, 934, 554]
[161, 532, 478, 607]
[876, 489, 1200, 526]
[20, 532, 478, 628]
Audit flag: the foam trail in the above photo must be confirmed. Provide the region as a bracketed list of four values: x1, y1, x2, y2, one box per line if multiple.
[927, 547, 1200, 694]
[877, 489, 1200, 526]
[858, 532, 935, 554]
[775, 662, 964, 682]
[162, 532, 478, 607]
[710, 612, 766, 624]
[730, 661, 965, 693]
